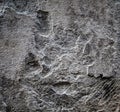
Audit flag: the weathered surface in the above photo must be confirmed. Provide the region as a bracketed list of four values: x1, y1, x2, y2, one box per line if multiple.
[0, 0, 120, 112]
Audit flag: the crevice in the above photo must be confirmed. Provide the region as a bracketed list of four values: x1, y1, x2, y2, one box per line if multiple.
[53, 81, 71, 87]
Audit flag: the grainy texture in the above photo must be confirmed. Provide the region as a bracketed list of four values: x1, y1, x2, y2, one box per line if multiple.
[0, 0, 120, 112]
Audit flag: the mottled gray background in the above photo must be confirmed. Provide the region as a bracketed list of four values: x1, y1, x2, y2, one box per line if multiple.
[0, 0, 120, 112]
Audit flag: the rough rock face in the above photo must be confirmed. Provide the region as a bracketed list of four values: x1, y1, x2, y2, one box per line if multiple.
[0, 0, 120, 112]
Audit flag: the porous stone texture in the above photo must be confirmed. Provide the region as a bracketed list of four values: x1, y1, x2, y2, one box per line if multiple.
[0, 0, 120, 112]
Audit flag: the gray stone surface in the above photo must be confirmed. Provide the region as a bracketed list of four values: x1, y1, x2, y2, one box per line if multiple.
[0, 0, 120, 112]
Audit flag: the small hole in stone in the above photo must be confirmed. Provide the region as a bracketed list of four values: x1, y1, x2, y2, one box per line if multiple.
[99, 74, 103, 78]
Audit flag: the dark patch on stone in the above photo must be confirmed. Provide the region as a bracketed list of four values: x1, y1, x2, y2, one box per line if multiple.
[0, 0, 3, 3]
[44, 87, 56, 95]
[108, 20, 114, 26]
[53, 81, 71, 87]
[6, 105, 12, 112]
[25, 53, 40, 71]
[13, 0, 28, 11]
[88, 73, 94, 77]
[108, 39, 114, 46]
[42, 64, 50, 74]
[43, 56, 52, 65]
[36, 10, 49, 33]
[2, 76, 15, 88]
[88, 10, 96, 18]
